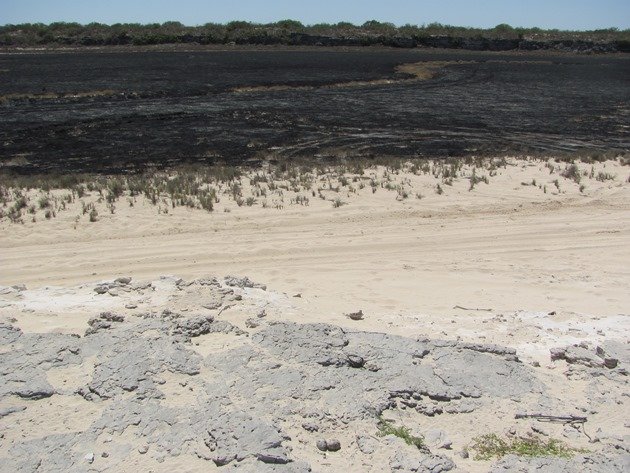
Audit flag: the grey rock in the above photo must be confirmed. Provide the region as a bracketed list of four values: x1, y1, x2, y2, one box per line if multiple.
[84, 452, 95, 463]
[0, 322, 22, 343]
[389, 450, 456, 472]
[100, 312, 125, 322]
[490, 453, 630, 472]
[172, 314, 215, 338]
[224, 275, 267, 290]
[345, 310, 364, 320]
[550, 345, 604, 368]
[0, 307, 554, 472]
[326, 439, 341, 451]
[604, 358, 619, 369]
[598, 341, 629, 365]
[206, 413, 290, 466]
[425, 429, 452, 449]
[301, 422, 318, 432]
[315, 439, 328, 451]
[115, 277, 132, 285]
[346, 354, 365, 368]
[94, 285, 109, 294]
[356, 435, 377, 454]
[246, 318, 260, 329]
[0, 405, 27, 417]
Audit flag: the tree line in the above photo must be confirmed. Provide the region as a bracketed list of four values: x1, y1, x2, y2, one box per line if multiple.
[1, 20, 628, 48]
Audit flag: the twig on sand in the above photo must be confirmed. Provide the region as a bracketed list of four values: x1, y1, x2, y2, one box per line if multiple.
[216, 304, 234, 316]
[453, 305, 493, 312]
[515, 413, 587, 424]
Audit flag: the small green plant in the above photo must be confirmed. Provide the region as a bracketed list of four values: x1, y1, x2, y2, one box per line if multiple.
[469, 433, 585, 461]
[561, 164, 581, 184]
[553, 179, 560, 191]
[596, 171, 615, 182]
[332, 197, 345, 208]
[38, 195, 51, 209]
[377, 418, 425, 450]
[89, 208, 98, 222]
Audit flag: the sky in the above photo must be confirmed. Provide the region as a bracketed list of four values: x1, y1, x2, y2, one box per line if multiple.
[1, 0, 629, 30]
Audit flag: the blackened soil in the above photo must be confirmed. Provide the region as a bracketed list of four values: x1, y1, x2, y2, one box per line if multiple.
[1, 49, 628, 173]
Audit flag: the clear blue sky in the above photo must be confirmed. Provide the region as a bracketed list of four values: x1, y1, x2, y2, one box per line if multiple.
[2, 0, 629, 30]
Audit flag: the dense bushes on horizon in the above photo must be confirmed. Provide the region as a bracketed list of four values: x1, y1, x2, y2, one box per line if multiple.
[0, 20, 628, 48]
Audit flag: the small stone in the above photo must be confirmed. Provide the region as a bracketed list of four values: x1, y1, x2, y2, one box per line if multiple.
[604, 358, 619, 369]
[125, 303, 138, 309]
[94, 285, 108, 294]
[138, 444, 149, 454]
[84, 453, 95, 464]
[257, 310, 267, 318]
[347, 355, 365, 368]
[531, 361, 541, 367]
[101, 452, 109, 458]
[316, 439, 328, 451]
[293, 293, 302, 298]
[115, 277, 132, 285]
[326, 439, 341, 451]
[460, 449, 469, 459]
[245, 318, 259, 329]
[345, 310, 364, 320]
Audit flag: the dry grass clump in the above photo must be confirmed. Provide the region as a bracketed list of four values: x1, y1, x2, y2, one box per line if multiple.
[0, 154, 626, 225]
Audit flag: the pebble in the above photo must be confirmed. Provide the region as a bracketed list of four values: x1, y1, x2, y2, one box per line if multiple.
[326, 439, 341, 452]
[84, 453, 94, 464]
[316, 439, 328, 451]
[138, 444, 149, 454]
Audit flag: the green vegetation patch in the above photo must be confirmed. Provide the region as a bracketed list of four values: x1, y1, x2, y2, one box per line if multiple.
[377, 417, 425, 449]
[469, 433, 587, 461]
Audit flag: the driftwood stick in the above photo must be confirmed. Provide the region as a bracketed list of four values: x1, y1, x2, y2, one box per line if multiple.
[515, 413, 587, 424]
[453, 305, 493, 312]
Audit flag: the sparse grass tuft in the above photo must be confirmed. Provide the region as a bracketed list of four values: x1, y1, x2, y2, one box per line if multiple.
[561, 163, 581, 184]
[469, 433, 586, 461]
[377, 417, 425, 450]
[596, 171, 615, 182]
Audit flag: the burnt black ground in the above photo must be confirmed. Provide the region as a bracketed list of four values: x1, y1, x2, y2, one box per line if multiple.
[1, 48, 629, 173]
